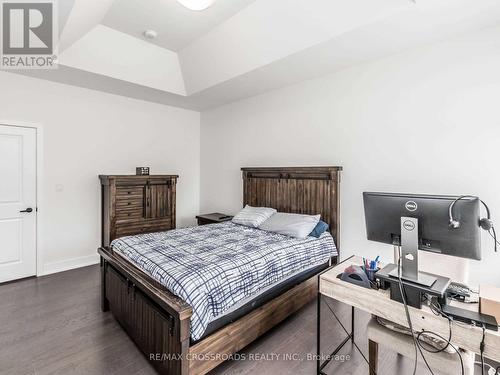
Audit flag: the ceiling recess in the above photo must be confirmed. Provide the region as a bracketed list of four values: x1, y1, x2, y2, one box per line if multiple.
[176, 0, 215, 11]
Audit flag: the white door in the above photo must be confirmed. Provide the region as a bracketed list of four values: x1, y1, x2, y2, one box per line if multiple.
[0, 125, 37, 283]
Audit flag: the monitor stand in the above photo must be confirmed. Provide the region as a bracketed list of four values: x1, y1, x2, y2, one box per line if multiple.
[387, 217, 437, 287]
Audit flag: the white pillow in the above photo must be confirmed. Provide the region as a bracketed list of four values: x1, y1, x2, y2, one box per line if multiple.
[232, 205, 277, 228]
[259, 212, 321, 239]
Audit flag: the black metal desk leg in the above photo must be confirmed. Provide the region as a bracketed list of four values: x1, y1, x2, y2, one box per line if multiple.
[317, 296, 354, 375]
[317, 292, 321, 374]
[351, 306, 355, 342]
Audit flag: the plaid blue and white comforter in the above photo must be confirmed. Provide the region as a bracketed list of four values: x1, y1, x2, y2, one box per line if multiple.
[111, 222, 337, 340]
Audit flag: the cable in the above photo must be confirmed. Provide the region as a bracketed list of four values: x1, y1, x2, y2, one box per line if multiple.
[395, 254, 466, 375]
[434, 303, 465, 374]
[417, 328, 464, 375]
[475, 361, 495, 373]
[417, 299, 465, 375]
[480, 324, 486, 375]
[416, 318, 452, 353]
[396, 251, 436, 375]
[488, 227, 500, 251]
[396, 255, 418, 375]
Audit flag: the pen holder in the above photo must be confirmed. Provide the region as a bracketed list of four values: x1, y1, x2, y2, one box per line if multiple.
[364, 267, 379, 282]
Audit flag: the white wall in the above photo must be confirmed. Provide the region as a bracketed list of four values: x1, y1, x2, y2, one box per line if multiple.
[200, 26, 500, 287]
[0, 71, 200, 275]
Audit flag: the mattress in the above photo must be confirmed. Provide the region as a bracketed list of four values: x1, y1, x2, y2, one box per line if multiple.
[197, 261, 328, 343]
[111, 221, 337, 340]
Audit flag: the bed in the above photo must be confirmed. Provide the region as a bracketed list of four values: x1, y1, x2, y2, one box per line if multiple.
[98, 166, 342, 375]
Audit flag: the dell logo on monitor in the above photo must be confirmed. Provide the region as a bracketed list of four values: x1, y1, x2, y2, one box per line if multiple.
[403, 220, 416, 231]
[405, 201, 417, 212]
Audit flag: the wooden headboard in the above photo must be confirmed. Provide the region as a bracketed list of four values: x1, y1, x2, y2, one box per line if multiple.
[241, 166, 342, 249]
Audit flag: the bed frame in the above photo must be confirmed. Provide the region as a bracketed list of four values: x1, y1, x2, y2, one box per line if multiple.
[98, 166, 342, 375]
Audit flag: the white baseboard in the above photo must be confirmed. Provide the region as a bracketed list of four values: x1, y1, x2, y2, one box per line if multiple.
[42, 254, 100, 276]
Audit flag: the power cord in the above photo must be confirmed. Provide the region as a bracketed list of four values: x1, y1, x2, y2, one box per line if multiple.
[395, 250, 467, 375]
[424, 295, 465, 375]
[396, 253, 417, 374]
[417, 328, 464, 375]
[475, 361, 496, 374]
[480, 324, 486, 375]
[396, 251, 436, 375]
[415, 318, 452, 353]
[488, 227, 500, 251]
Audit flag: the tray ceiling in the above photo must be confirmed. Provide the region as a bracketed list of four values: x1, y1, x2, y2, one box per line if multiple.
[13, 0, 500, 110]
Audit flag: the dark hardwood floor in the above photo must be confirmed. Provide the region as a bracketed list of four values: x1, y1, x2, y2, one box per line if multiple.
[0, 265, 490, 375]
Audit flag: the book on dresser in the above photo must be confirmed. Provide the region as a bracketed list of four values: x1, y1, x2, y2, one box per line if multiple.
[99, 175, 178, 247]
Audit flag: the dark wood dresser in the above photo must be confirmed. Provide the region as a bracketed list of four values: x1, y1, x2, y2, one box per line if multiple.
[100, 175, 178, 247]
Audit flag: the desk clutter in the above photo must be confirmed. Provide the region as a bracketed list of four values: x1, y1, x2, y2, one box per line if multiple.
[339, 259, 499, 331]
[321, 192, 500, 375]
[319, 256, 500, 375]
[447, 282, 479, 303]
[339, 255, 499, 334]
[339, 256, 380, 289]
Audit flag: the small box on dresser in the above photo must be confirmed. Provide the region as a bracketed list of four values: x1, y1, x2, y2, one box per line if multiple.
[100, 175, 178, 247]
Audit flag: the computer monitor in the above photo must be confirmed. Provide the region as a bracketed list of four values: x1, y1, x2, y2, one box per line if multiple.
[363, 192, 481, 286]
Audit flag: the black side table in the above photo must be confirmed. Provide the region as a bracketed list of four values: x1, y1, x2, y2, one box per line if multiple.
[196, 213, 233, 226]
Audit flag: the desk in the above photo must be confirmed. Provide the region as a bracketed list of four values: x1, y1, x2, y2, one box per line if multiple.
[317, 256, 500, 374]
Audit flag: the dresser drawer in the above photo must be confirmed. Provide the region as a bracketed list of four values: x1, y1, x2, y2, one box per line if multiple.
[116, 206, 144, 222]
[115, 198, 144, 209]
[116, 186, 144, 199]
[115, 219, 173, 237]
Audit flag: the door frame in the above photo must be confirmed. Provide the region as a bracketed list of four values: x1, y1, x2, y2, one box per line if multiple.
[0, 120, 44, 277]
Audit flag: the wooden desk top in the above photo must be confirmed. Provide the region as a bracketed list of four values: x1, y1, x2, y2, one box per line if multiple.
[320, 256, 500, 360]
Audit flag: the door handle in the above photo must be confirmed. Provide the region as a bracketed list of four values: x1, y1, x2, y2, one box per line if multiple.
[20, 207, 33, 213]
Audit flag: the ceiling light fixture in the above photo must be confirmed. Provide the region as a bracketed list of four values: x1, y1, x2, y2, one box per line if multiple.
[176, 0, 215, 11]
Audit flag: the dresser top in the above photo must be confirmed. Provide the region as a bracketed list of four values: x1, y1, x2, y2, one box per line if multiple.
[99, 174, 179, 179]
[99, 175, 179, 185]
